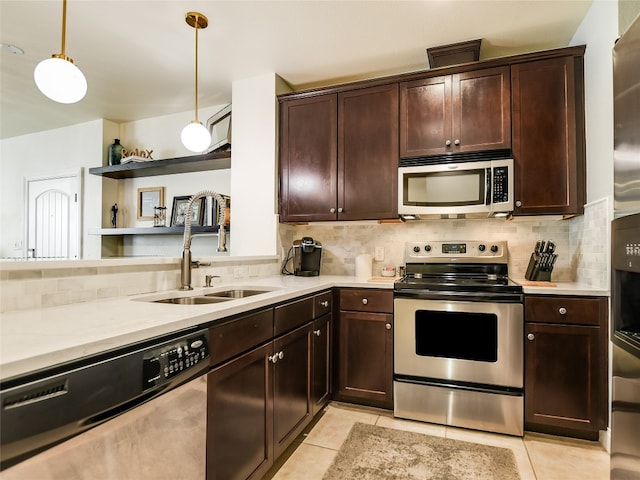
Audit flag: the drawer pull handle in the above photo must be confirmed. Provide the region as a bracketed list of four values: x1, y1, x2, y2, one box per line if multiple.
[558, 307, 567, 315]
[314, 329, 322, 337]
[269, 351, 284, 364]
[527, 333, 535, 341]
[362, 298, 368, 305]
[385, 323, 392, 330]
[320, 301, 329, 307]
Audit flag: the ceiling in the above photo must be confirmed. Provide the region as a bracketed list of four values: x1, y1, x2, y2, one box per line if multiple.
[0, 0, 592, 140]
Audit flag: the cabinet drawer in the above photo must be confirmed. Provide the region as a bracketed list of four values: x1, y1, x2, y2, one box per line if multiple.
[525, 296, 606, 326]
[339, 288, 393, 313]
[210, 308, 274, 366]
[313, 291, 332, 318]
[275, 297, 314, 336]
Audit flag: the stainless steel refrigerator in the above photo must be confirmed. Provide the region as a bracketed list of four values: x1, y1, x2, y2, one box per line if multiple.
[611, 13, 640, 480]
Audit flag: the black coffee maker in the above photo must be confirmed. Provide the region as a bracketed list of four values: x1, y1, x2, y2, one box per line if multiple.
[292, 237, 322, 276]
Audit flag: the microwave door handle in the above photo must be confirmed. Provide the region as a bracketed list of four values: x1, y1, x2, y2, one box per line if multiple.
[486, 168, 492, 205]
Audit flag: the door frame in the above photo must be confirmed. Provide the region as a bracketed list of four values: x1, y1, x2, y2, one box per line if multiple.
[24, 168, 83, 260]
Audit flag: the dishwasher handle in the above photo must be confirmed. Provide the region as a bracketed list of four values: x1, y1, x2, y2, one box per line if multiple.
[81, 384, 170, 427]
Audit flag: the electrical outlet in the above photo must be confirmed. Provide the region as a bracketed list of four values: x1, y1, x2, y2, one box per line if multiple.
[374, 246, 385, 261]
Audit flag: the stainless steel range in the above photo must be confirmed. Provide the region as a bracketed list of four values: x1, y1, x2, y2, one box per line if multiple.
[393, 240, 524, 436]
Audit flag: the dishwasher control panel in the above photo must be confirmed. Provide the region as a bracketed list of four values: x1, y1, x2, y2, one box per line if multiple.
[142, 330, 209, 389]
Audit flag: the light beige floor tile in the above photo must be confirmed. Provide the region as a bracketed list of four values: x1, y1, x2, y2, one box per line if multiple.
[271, 444, 337, 480]
[524, 434, 609, 480]
[375, 415, 447, 438]
[303, 403, 379, 450]
[445, 426, 536, 480]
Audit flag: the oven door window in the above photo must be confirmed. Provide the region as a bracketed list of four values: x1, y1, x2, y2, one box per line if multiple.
[415, 310, 497, 362]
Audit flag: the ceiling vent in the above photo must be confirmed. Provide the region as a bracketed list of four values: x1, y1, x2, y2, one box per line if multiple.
[426, 39, 482, 68]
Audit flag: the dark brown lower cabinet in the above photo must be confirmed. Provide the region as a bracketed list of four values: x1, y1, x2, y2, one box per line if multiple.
[273, 323, 312, 458]
[311, 313, 331, 415]
[335, 288, 394, 409]
[524, 295, 608, 440]
[207, 343, 273, 480]
[207, 294, 332, 480]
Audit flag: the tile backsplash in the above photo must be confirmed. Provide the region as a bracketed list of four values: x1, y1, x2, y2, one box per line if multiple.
[282, 197, 611, 290]
[0, 257, 280, 313]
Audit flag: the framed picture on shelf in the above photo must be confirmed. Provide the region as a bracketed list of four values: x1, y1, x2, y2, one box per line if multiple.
[170, 195, 205, 227]
[206, 104, 231, 153]
[137, 187, 164, 220]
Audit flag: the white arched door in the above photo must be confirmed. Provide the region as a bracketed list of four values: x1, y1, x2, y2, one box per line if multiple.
[26, 172, 81, 259]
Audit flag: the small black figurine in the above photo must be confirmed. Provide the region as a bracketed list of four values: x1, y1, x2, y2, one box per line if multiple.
[111, 203, 118, 228]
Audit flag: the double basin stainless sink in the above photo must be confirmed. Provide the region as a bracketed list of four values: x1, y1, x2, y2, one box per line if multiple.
[151, 289, 272, 305]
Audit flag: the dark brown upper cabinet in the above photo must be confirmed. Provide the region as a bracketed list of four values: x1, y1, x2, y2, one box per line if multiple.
[279, 84, 398, 222]
[511, 54, 586, 216]
[399, 66, 511, 158]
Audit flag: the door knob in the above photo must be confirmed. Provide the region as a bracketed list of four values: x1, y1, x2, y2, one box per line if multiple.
[558, 307, 567, 315]
[330, 208, 336, 213]
[362, 298, 368, 305]
[385, 323, 392, 330]
[337, 207, 343, 213]
[527, 333, 535, 341]
[515, 200, 522, 207]
[445, 140, 452, 146]
[314, 329, 321, 337]
[454, 139, 460, 145]
[320, 301, 329, 307]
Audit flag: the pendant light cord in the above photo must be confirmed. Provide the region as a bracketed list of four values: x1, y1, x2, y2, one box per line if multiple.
[193, 13, 200, 122]
[60, 0, 67, 56]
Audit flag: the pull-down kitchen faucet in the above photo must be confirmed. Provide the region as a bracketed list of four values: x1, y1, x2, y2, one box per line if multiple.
[180, 190, 227, 290]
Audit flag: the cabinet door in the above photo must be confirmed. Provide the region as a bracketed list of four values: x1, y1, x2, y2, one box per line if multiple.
[400, 75, 452, 157]
[338, 84, 399, 220]
[512, 56, 585, 215]
[273, 323, 312, 458]
[525, 322, 602, 438]
[453, 66, 511, 153]
[337, 311, 393, 408]
[207, 343, 273, 480]
[279, 95, 338, 222]
[311, 313, 331, 415]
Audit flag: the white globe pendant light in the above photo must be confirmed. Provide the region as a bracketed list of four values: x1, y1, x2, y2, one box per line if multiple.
[182, 121, 211, 153]
[34, 0, 87, 104]
[182, 12, 211, 153]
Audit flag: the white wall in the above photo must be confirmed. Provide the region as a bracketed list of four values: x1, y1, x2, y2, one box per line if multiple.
[230, 73, 292, 256]
[0, 119, 109, 259]
[570, 0, 619, 206]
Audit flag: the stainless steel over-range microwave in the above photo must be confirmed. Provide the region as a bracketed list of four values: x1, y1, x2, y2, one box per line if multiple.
[398, 157, 514, 219]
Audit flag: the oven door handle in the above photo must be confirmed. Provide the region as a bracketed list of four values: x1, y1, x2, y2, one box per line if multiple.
[394, 290, 523, 303]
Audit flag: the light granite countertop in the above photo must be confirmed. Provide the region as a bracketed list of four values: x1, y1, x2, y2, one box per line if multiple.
[0, 275, 394, 382]
[0, 274, 609, 383]
[513, 279, 610, 297]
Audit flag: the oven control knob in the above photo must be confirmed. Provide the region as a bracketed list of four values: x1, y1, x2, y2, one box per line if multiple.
[424, 245, 432, 252]
[490, 245, 499, 253]
[478, 244, 486, 252]
[413, 246, 420, 253]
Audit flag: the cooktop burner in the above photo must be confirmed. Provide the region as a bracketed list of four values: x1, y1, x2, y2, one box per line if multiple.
[395, 240, 523, 296]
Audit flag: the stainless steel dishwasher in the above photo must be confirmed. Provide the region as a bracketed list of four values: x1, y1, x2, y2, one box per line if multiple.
[0, 327, 209, 479]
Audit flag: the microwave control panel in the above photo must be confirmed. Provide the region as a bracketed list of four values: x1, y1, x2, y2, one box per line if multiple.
[492, 166, 509, 203]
